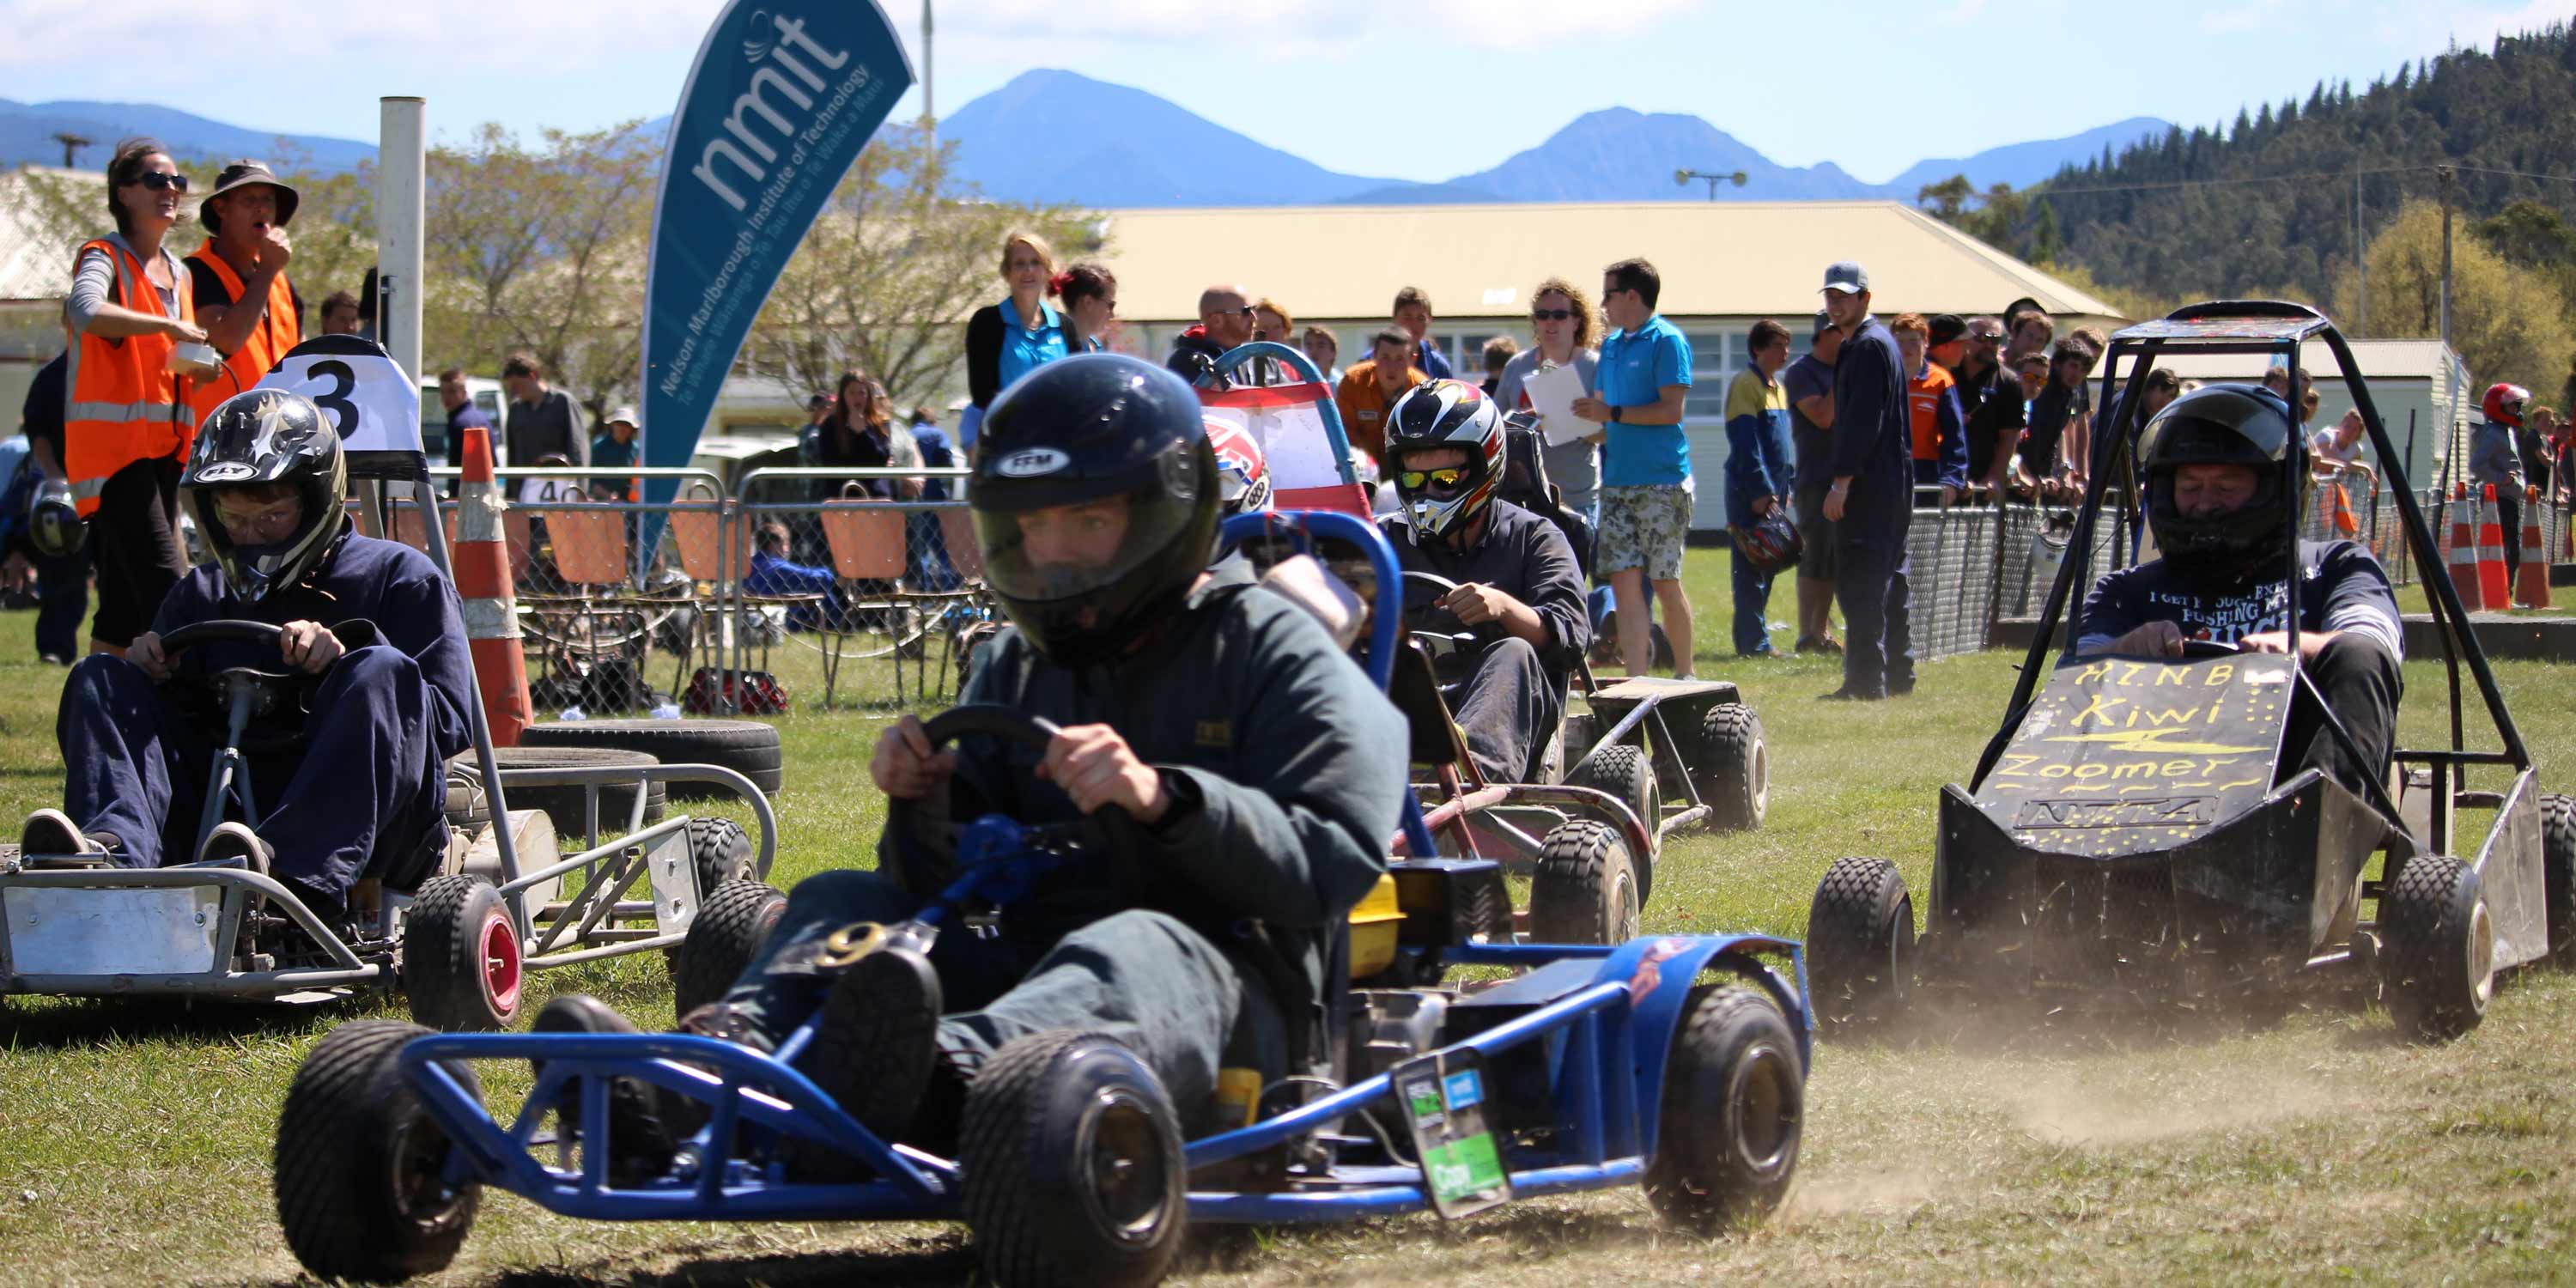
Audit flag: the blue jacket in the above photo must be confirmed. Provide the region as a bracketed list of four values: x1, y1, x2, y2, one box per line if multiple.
[1722, 369, 1795, 525]
[1828, 316, 1914, 544]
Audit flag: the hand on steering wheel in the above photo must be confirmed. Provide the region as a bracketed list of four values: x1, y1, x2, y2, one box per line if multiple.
[884, 705, 1151, 898]
[151, 620, 293, 682]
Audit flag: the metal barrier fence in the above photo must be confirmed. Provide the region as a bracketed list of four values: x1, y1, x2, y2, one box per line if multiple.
[1899, 494, 2136, 663]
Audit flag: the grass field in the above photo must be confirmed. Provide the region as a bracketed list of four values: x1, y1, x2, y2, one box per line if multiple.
[2, 547, 2573, 1287]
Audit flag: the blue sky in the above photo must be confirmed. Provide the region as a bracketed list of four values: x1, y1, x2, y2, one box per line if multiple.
[3, 0, 2565, 181]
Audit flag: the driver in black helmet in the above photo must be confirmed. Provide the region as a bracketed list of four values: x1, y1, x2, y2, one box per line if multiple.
[539, 354, 1407, 1163]
[1380, 379, 1589, 785]
[21, 389, 477, 920]
[2075, 385, 2404, 793]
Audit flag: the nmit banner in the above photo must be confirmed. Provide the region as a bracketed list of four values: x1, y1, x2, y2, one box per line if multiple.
[639, 1, 914, 515]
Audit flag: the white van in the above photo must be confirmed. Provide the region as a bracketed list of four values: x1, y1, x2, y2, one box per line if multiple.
[418, 375, 509, 465]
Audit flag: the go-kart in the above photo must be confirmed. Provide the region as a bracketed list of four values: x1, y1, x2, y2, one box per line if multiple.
[269, 511, 1814, 1288]
[1804, 301, 2576, 1042]
[0, 334, 777, 1030]
[1391, 569, 1766, 945]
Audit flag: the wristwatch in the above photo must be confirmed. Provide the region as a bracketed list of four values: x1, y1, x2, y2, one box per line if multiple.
[1608, 406, 1622, 424]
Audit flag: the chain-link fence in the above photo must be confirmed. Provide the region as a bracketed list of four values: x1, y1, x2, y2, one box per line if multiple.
[1899, 493, 2137, 663]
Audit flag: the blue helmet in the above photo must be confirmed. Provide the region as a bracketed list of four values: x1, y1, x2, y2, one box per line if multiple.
[969, 354, 1220, 665]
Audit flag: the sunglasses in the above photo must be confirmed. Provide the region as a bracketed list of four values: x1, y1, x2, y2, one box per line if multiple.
[1532, 308, 1576, 321]
[1969, 331, 2004, 343]
[1399, 466, 1472, 491]
[134, 172, 191, 192]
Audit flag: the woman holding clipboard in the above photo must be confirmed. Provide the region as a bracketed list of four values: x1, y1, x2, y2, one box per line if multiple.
[1492, 277, 1602, 526]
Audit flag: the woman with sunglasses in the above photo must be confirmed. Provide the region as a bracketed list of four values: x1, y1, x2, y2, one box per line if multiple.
[63, 137, 218, 659]
[1493, 278, 1604, 526]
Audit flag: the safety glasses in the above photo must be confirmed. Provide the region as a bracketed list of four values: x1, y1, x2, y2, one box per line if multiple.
[1399, 466, 1472, 491]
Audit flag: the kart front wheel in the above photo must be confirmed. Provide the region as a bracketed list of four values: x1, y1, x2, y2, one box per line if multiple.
[1807, 857, 1915, 1039]
[670, 879, 787, 1018]
[1528, 819, 1641, 945]
[405, 875, 522, 1031]
[274, 1019, 483, 1283]
[2540, 793, 2576, 965]
[2382, 855, 2494, 1042]
[686, 816, 760, 891]
[962, 1030, 1187, 1288]
[1695, 702, 1767, 831]
[1644, 981, 1804, 1233]
[1567, 743, 1659, 847]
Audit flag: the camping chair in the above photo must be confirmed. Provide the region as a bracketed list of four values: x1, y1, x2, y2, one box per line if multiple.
[814, 495, 933, 707]
[669, 503, 829, 692]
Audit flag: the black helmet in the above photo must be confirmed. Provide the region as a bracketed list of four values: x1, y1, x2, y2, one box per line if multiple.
[969, 353, 1219, 665]
[179, 389, 348, 601]
[27, 476, 82, 559]
[2137, 384, 2298, 574]
[1386, 379, 1506, 544]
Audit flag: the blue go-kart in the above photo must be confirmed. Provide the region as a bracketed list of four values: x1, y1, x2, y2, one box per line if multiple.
[268, 512, 1814, 1288]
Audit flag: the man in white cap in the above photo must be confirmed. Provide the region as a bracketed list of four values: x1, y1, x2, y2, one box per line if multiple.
[1817, 260, 1915, 701]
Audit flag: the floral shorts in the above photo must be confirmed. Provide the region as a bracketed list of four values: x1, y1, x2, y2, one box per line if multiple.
[1595, 484, 1692, 581]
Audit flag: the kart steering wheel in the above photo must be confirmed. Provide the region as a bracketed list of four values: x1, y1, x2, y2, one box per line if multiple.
[885, 702, 1149, 904]
[157, 620, 315, 748]
[160, 618, 289, 659]
[2178, 639, 2241, 659]
[1398, 570, 1483, 661]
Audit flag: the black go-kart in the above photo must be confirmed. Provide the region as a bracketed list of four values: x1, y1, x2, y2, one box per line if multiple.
[1805, 301, 2576, 1042]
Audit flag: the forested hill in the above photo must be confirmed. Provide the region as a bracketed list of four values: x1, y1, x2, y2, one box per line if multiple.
[1992, 23, 2576, 309]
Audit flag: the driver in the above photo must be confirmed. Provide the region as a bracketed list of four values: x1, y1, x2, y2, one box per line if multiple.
[1378, 380, 1589, 785]
[20, 390, 476, 920]
[540, 354, 1406, 1162]
[2075, 385, 2404, 793]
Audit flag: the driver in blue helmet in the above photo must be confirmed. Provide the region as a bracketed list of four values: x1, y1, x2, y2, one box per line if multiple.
[1378, 379, 1589, 785]
[2075, 384, 2403, 794]
[20, 389, 477, 920]
[540, 354, 1408, 1165]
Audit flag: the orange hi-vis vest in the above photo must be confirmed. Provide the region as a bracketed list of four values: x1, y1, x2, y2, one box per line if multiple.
[1907, 362, 1956, 462]
[64, 238, 197, 518]
[183, 244, 299, 423]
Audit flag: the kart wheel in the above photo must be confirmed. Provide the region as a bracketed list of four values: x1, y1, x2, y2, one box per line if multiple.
[1644, 981, 1803, 1234]
[962, 1030, 1187, 1288]
[1528, 819, 1640, 945]
[1694, 702, 1768, 832]
[274, 1019, 482, 1283]
[2382, 855, 2494, 1043]
[1567, 742, 1659, 840]
[2542, 793, 2576, 965]
[1807, 857, 1915, 1039]
[685, 816, 762, 890]
[405, 875, 523, 1031]
[670, 879, 787, 1018]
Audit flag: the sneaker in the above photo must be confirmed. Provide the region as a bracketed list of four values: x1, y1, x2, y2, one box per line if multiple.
[784, 946, 944, 1182]
[195, 821, 272, 874]
[533, 994, 678, 1187]
[1795, 635, 1844, 655]
[20, 809, 108, 862]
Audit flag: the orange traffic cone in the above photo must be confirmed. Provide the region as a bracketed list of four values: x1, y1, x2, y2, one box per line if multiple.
[2478, 484, 2512, 611]
[453, 426, 533, 746]
[2518, 484, 2552, 609]
[2447, 483, 2485, 611]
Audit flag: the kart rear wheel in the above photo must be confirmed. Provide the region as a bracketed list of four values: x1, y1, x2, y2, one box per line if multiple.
[274, 1019, 482, 1283]
[686, 816, 762, 890]
[1807, 857, 1915, 1039]
[2382, 855, 2494, 1043]
[962, 1030, 1187, 1288]
[670, 879, 787, 1018]
[2541, 793, 2576, 965]
[1528, 819, 1640, 945]
[1567, 742, 1659, 840]
[1644, 981, 1803, 1233]
[405, 875, 523, 1031]
[1694, 702, 1768, 832]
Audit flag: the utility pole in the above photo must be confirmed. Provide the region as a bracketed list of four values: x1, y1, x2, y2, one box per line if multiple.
[2352, 168, 2366, 331]
[2437, 165, 2454, 353]
[922, 0, 936, 145]
[51, 131, 91, 168]
[1674, 168, 1747, 201]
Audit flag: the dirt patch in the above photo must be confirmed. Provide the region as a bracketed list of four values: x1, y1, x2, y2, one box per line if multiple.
[2004, 1066, 2356, 1147]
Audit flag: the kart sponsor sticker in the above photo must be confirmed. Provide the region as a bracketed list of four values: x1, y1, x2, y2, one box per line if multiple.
[1627, 936, 1696, 1004]
[993, 447, 1070, 477]
[1394, 1049, 1511, 1219]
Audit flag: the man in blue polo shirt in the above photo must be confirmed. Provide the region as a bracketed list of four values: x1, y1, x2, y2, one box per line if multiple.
[1573, 257, 1695, 678]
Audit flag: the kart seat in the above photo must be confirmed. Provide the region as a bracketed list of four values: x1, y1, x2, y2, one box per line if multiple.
[1388, 640, 1475, 769]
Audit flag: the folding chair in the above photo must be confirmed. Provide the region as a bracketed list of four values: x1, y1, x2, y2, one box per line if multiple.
[816, 498, 927, 707]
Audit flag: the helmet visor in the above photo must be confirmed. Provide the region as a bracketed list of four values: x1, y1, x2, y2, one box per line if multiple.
[973, 483, 1204, 606]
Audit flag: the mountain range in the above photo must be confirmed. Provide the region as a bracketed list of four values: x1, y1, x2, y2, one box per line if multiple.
[1, 71, 2167, 210]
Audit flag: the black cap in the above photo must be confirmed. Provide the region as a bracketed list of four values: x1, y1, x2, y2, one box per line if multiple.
[1928, 314, 1968, 347]
[1811, 309, 1836, 342]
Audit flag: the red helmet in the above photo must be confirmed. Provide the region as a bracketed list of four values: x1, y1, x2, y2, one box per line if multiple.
[1204, 417, 1272, 516]
[2483, 382, 2530, 428]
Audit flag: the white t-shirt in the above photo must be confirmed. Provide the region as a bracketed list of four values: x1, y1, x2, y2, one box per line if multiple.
[2311, 427, 2366, 467]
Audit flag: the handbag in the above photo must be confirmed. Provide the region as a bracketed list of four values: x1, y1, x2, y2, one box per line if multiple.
[683, 665, 792, 715]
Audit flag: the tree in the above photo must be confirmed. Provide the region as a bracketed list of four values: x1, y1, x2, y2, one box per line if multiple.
[2331, 197, 2575, 398]
[422, 122, 656, 416]
[1915, 174, 1973, 222]
[739, 122, 1096, 412]
[2027, 199, 2063, 265]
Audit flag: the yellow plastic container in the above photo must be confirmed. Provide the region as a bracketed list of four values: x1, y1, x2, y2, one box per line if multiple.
[1348, 873, 1405, 979]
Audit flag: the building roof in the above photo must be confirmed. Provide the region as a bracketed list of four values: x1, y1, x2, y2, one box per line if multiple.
[1094, 200, 2126, 326]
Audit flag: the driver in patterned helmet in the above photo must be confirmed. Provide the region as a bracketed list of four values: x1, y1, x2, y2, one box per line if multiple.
[21, 389, 477, 922]
[538, 354, 1406, 1173]
[2075, 384, 2403, 793]
[1378, 379, 1589, 786]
